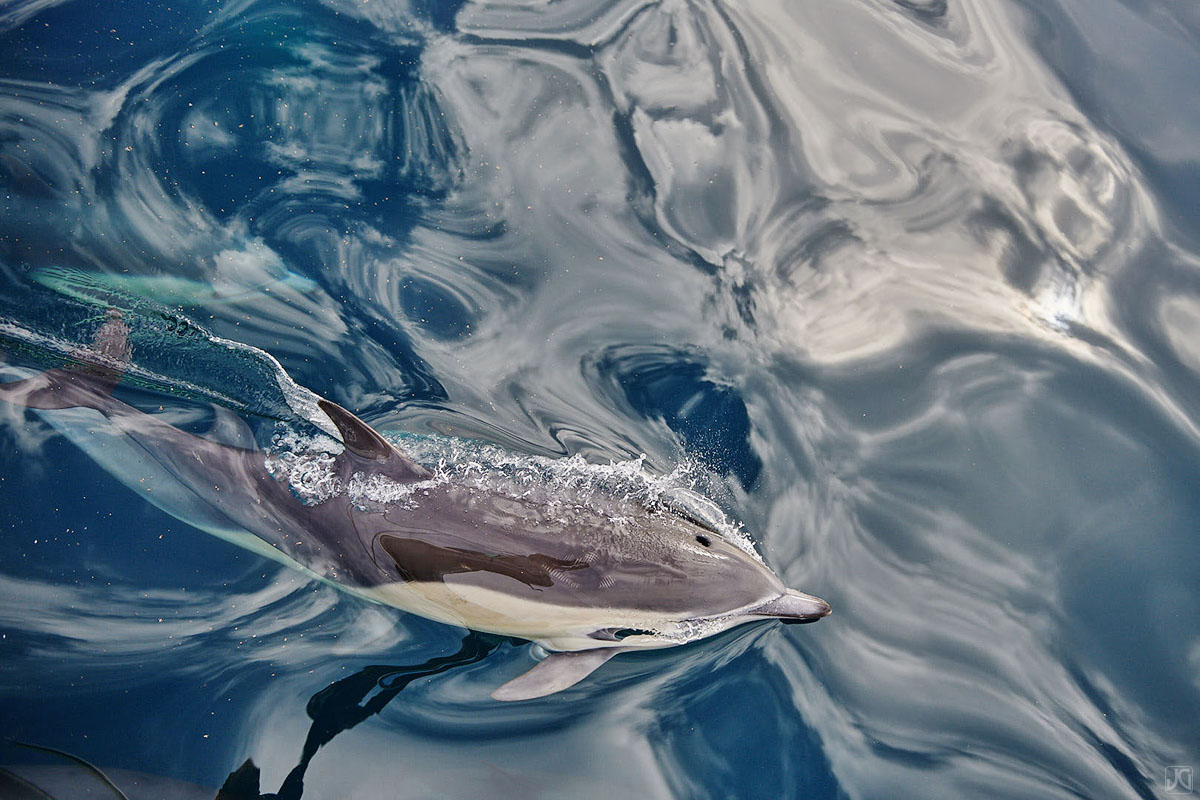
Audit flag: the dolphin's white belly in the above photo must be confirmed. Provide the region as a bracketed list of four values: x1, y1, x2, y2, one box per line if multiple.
[361, 578, 692, 652]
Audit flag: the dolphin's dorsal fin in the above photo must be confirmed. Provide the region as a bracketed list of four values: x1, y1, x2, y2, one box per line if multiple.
[317, 399, 432, 482]
[0, 311, 130, 411]
[491, 648, 623, 701]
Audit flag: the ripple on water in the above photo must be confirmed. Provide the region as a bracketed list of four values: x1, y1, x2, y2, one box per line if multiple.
[1, 0, 1199, 795]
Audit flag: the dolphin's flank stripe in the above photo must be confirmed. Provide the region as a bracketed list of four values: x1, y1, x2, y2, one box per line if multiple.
[378, 534, 590, 588]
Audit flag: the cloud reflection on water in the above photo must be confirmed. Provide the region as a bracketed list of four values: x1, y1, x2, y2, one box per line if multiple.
[1, 0, 1199, 796]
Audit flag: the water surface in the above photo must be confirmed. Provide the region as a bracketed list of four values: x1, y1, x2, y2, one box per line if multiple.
[1, 0, 1198, 797]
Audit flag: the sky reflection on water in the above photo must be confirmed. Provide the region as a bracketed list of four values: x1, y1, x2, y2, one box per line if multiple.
[1, 0, 1198, 797]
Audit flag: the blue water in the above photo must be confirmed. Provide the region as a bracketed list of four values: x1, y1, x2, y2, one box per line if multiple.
[2, 0, 1199, 797]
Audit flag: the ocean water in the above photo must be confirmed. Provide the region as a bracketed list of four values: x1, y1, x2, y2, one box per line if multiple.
[1, 0, 1199, 797]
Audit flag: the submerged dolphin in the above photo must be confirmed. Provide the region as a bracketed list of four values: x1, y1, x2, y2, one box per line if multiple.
[0, 315, 830, 700]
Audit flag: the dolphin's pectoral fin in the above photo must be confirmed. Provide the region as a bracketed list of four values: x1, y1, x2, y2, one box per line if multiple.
[317, 399, 432, 482]
[491, 648, 624, 702]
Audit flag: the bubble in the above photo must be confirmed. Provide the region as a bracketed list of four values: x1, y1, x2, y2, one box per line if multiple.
[259, 425, 761, 558]
[264, 427, 344, 505]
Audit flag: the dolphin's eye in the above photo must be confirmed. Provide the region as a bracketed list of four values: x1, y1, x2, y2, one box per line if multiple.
[695, 535, 712, 547]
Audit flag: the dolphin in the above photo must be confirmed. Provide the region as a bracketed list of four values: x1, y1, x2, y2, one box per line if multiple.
[0, 314, 830, 700]
[2, 742, 224, 800]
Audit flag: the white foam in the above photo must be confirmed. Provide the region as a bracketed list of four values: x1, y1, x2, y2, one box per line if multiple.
[346, 471, 446, 509]
[393, 433, 761, 559]
[260, 427, 763, 561]
[264, 427, 344, 505]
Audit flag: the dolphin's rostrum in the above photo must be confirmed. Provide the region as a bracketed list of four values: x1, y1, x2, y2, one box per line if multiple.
[0, 314, 830, 700]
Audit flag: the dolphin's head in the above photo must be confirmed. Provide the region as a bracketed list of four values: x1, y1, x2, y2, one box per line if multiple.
[575, 506, 831, 651]
[495, 544, 831, 701]
[355, 477, 830, 657]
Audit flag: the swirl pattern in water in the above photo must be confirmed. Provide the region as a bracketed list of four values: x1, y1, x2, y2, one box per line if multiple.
[1, 0, 1199, 796]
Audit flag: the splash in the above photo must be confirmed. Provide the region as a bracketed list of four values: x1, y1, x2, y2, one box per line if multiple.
[264, 427, 344, 505]
[262, 425, 761, 558]
[394, 432, 761, 559]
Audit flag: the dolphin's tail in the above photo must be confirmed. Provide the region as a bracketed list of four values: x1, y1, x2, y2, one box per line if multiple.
[0, 310, 131, 410]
